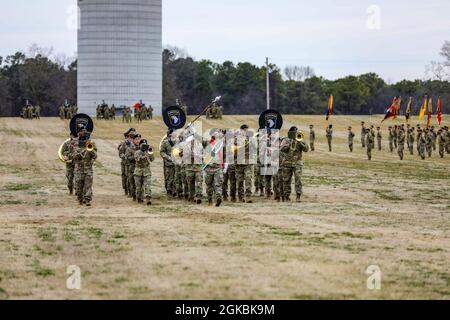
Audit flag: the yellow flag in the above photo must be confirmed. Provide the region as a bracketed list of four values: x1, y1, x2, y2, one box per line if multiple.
[419, 96, 427, 120]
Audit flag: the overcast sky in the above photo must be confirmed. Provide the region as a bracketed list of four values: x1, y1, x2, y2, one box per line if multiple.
[1, 0, 449, 82]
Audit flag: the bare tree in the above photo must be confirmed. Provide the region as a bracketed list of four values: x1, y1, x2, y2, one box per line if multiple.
[164, 45, 189, 60]
[27, 44, 54, 59]
[440, 41, 450, 66]
[284, 65, 315, 81]
[426, 41, 450, 81]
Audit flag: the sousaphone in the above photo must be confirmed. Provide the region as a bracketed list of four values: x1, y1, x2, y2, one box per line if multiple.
[58, 114, 95, 163]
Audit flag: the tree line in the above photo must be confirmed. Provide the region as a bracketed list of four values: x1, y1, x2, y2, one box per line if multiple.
[1, 42, 449, 117]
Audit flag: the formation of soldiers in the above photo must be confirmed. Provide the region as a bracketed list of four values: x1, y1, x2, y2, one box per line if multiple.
[308, 121, 449, 161]
[205, 102, 224, 119]
[21, 103, 41, 119]
[62, 126, 97, 206]
[96, 101, 116, 120]
[59, 103, 78, 120]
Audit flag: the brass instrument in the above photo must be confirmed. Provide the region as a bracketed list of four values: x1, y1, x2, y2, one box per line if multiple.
[86, 140, 96, 152]
[58, 139, 72, 164]
[295, 131, 304, 142]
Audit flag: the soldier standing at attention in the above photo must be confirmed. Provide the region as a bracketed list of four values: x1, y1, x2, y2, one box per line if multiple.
[280, 127, 309, 203]
[361, 122, 366, 148]
[148, 105, 154, 120]
[417, 129, 427, 160]
[185, 138, 204, 204]
[110, 104, 116, 120]
[430, 127, 437, 151]
[437, 128, 446, 158]
[393, 125, 398, 149]
[125, 134, 141, 201]
[408, 128, 415, 155]
[425, 128, 434, 158]
[21, 105, 27, 119]
[376, 127, 382, 151]
[134, 139, 155, 205]
[34, 105, 41, 119]
[160, 130, 176, 197]
[398, 126, 406, 160]
[62, 133, 77, 195]
[445, 126, 450, 154]
[366, 128, 374, 161]
[234, 125, 254, 203]
[326, 125, 333, 152]
[388, 126, 394, 152]
[309, 125, 315, 152]
[348, 127, 355, 152]
[27, 104, 34, 120]
[203, 130, 224, 207]
[72, 128, 97, 206]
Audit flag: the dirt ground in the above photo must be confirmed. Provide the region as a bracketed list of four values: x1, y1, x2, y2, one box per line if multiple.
[0, 115, 449, 300]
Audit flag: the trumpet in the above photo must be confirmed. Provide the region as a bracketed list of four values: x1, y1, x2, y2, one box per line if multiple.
[86, 140, 96, 152]
[295, 131, 304, 142]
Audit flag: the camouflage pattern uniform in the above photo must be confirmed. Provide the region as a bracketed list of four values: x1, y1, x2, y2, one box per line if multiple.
[148, 105, 154, 120]
[125, 143, 139, 200]
[388, 127, 394, 152]
[118, 139, 131, 195]
[222, 164, 237, 202]
[175, 164, 188, 199]
[234, 135, 254, 202]
[203, 137, 224, 206]
[280, 136, 309, 202]
[393, 125, 398, 149]
[326, 127, 333, 152]
[376, 128, 382, 151]
[445, 127, 450, 154]
[430, 128, 437, 151]
[309, 127, 315, 152]
[62, 138, 77, 194]
[397, 128, 406, 160]
[425, 129, 433, 158]
[438, 130, 445, 158]
[34, 105, 41, 119]
[110, 105, 116, 120]
[134, 149, 155, 203]
[407, 129, 415, 155]
[72, 142, 97, 205]
[27, 105, 34, 119]
[348, 128, 355, 152]
[160, 137, 176, 196]
[417, 131, 426, 160]
[361, 123, 366, 148]
[366, 129, 374, 161]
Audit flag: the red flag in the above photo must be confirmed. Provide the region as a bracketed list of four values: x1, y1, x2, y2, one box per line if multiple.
[437, 96, 442, 126]
[382, 97, 398, 122]
[133, 103, 141, 109]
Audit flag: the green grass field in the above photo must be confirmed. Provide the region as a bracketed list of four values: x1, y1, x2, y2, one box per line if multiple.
[0, 115, 449, 300]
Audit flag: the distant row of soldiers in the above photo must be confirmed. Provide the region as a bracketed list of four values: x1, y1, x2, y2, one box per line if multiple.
[21, 104, 41, 119]
[308, 122, 449, 161]
[205, 103, 224, 119]
[59, 104, 78, 120]
[96, 102, 116, 120]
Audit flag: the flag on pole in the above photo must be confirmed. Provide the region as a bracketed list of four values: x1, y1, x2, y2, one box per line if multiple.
[427, 98, 433, 128]
[326, 95, 334, 121]
[382, 97, 398, 122]
[405, 97, 413, 123]
[437, 96, 442, 126]
[419, 96, 428, 120]
[394, 96, 402, 119]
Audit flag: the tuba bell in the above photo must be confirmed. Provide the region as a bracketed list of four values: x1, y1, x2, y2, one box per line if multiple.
[58, 139, 72, 164]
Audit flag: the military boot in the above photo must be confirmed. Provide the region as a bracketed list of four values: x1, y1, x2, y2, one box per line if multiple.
[146, 198, 152, 206]
[216, 198, 222, 207]
[69, 186, 73, 195]
[296, 195, 302, 203]
[208, 199, 213, 206]
[196, 199, 202, 205]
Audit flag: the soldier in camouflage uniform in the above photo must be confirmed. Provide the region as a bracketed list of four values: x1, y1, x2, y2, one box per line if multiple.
[430, 127, 437, 151]
[425, 128, 434, 158]
[203, 130, 224, 206]
[280, 127, 309, 202]
[62, 133, 77, 195]
[309, 125, 315, 152]
[27, 105, 34, 119]
[417, 129, 427, 160]
[397, 127, 406, 160]
[125, 134, 141, 201]
[34, 105, 41, 119]
[185, 139, 204, 204]
[254, 141, 265, 197]
[175, 163, 188, 199]
[393, 125, 398, 149]
[445, 126, 450, 154]
[326, 125, 333, 152]
[160, 131, 176, 197]
[366, 128, 374, 161]
[376, 127, 382, 151]
[348, 126, 355, 152]
[388, 126, 394, 152]
[407, 128, 415, 155]
[118, 128, 136, 196]
[438, 128, 446, 158]
[361, 122, 366, 148]
[234, 125, 254, 203]
[71, 129, 97, 206]
[110, 104, 116, 120]
[134, 139, 155, 205]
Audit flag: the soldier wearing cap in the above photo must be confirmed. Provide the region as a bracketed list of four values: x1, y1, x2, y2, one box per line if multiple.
[234, 124, 255, 203]
[280, 126, 309, 202]
[125, 133, 141, 201]
[417, 129, 427, 160]
[388, 126, 394, 152]
[134, 139, 155, 205]
[398, 126, 406, 160]
[203, 129, 224, 207]
[326, 124, 333, 152]
[118, 128, 136, 196]
[366, 128, 374, 161]
[361, 122, 366, 148]
[425, 128, 433, 158]
[309, 125, 316, 152]
[348, 126, 355, 152]
[438, 128, 446, 158]
[376, 127, 382, 151]
[160, 129, 176, 197]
